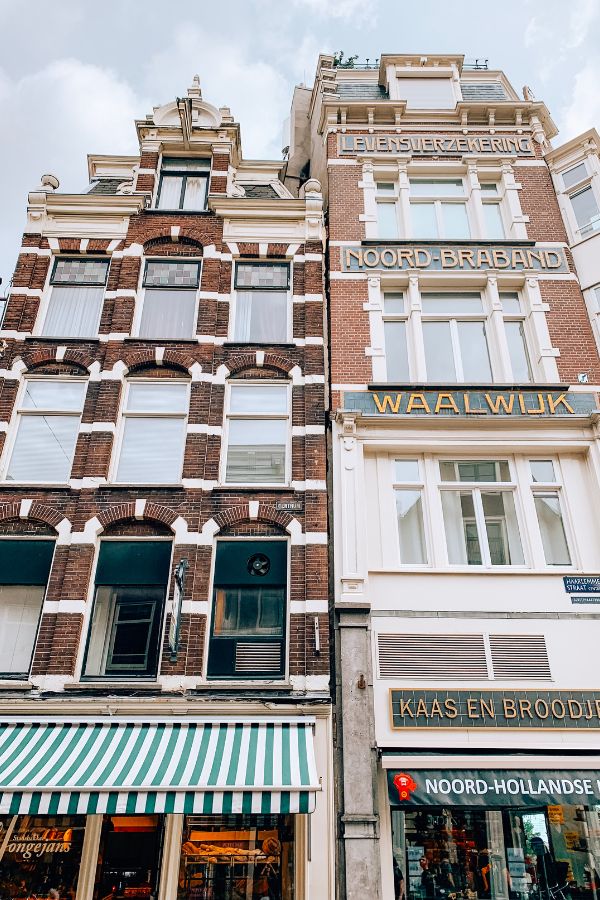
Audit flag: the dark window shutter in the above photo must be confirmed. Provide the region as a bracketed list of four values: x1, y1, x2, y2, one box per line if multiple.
[213, 541, 286, 586]
[0, 540, 55, 585]
[95, 541, 172, 586]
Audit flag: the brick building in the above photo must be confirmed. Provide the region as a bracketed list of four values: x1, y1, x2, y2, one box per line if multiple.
[286, 54, 600, 900]
[0, 77, 333, 899]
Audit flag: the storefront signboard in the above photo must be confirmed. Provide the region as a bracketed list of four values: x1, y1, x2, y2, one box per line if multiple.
[340, 243, 569, 273]
[387, 768, 600, 807]
[338, 133, 535, 156]
[390, 688, 600, 729]
[344, 389, 597, 418]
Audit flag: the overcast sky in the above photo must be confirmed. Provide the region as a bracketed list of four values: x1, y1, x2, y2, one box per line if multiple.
[1, 0, 599, 283]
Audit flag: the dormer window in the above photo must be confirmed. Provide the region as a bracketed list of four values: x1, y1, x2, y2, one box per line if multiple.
[156, 157, 210, 210]
[396, 76, 456, 109]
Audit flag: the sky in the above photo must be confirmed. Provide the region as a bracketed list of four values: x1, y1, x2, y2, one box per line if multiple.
[0, 0, 599, 282]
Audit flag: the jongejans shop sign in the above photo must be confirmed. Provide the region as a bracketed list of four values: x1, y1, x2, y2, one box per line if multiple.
[340, 244, 569, 273]
[338, 133, 535, 157]
[343, 389, 598, 417]
[386, 769, 600, 808]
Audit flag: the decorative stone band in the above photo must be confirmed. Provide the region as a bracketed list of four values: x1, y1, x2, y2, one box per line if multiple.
[340, 243, 569, 273]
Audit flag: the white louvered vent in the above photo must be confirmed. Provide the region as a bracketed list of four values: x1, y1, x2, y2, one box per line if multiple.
[235, 642, 282, 673]
[377, 634, 488, 679]
[489, 634, 551, 680]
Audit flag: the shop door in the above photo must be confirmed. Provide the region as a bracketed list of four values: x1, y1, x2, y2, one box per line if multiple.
[93, 815, 164, 900]
[545, 805, 599, 900]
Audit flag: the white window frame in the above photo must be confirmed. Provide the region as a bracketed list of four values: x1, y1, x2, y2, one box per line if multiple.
[1, 376, 87, 484]
[392, 458, 430, 567]
[526, 457, 575, 568]
[110, 378, 190, 485]
[76, 536, 174, 683]
[420, 291, 493, 382]
[499, 290, 533, 383]
[229, 260, 293, 344]
[35, 256, 109, 339]
[220, 380, 292, 487]
[132, 258, 202, 340]
[480, 181, 507, 239]
[382, 292, 410, 381]
[559, 160, 600, 240]
[409, 177, 471, 239]
[203, 535, 291, 684]
[154, 157, 211, 211]
[375, 181, 401, 239]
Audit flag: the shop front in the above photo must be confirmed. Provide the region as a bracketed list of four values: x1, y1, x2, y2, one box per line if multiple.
[384, 766, 600, 900]
[0, 717, 321, 900]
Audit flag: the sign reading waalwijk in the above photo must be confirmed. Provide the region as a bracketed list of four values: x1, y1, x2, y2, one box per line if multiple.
[343, 389, 597, 417]
[338, 133, 535, 157]
[340, 243, 569, 273]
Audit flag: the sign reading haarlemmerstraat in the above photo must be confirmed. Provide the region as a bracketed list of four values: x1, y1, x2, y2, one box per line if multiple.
[340, 243, 569, 273]
[338, 133, 535, 157]
[343, 389, 597, 417]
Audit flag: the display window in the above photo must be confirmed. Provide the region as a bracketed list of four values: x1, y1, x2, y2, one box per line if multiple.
[177, 814, 295, 900]
[391, 805, 600, 900]
[0, 814, 85, 899]
[93, 815, 164, 900]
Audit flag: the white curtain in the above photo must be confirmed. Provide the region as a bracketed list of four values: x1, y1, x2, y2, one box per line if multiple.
[157, 175, 183, 209]
[8, 415, 79, 482]
[117, 417, 186, 483]
[42, 286, 104, 337]
[441, 490, 470, 564]
[395, 490, 427, 563]
[234, 291, 287, 342]
[139, 288, 196, 339]
[0, 585, 44, 673]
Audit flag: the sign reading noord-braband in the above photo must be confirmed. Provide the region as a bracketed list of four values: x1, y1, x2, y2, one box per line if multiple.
[340, 243, 569, 273]
[390, 689, 600, 730]
[338, 133, 535, 157]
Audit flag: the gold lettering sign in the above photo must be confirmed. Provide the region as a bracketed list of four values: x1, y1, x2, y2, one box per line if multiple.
[341, 244, 569, 273]
[338, 133, 535, 156]
[391, 689, 600, 729]
[347, 390, 595, 418]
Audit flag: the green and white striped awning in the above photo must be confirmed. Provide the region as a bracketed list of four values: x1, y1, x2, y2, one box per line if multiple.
[0, 718, 319, 816]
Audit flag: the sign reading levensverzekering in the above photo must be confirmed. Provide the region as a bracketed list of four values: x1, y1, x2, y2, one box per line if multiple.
[338, 133, 535, 157]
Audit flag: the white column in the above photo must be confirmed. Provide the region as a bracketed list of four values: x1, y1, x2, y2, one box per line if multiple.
[522, 275, 560, 381]
[407, 273, 426, 380]
[158, 814, 184, 900]
[76, 815, 103, 900]
[364, 275, 386, 381]
[359, 160, 378, 239]
[485, 273, 513, 380]
[397, 159, 411, 238]
[336, 413, 368, 605]
[500, 160, 529, 239]
[466, 162, 486, 238]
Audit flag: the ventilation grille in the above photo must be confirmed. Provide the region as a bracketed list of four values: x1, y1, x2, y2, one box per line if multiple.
[235, 642, 282, 673]
[377, 634, 488, 679]
[489, 634, 551, 680]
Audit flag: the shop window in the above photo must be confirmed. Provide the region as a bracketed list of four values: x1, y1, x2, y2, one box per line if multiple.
[233, 262, 291, 343]
[94, 815, 164, 900]
[5, 379, 87, 483]
[480, 182, 506, 239]
[393, 460, 427, 564]
[0, 815, 86, 898]
[499, 292, 532, 383]
[421, 293, 491, 382]
[439, 460, 524, 567]
[83, 541, 172, 679]
[410, 179, 470, 239]
[41, 257, 109, 338]
[529, 460, 571, 565]
[114, 381, 189, 484]
[155, 157, 210, 210]
[138, 259, 201, 339]
[178, 814, 294, 900]
[0, 539, 54, 676]
[207, 540, 287, 679]
[224, 383, 289, 485]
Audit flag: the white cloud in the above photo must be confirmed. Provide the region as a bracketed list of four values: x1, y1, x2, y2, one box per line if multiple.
[0, 59, 143, 279]
[292, 0, 377, 23]
[563, 0, 599, 49]
[560, 58, 600, 140]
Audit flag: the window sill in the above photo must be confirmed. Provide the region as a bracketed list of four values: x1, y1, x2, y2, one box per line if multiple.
[0, 680, 33, 690]
[123, 337, 199, 344]
[212, 484, 293, 492]
[197, 680, 290, 689]
[368, 566, 578, 575]
[222, 342, 297, 349]
[102, 482, 185, 489]
[65, 681, 160, 691]
[1, 482, 72, 488]
[146, 208, 212, 216]
[25, 335, 101, 343]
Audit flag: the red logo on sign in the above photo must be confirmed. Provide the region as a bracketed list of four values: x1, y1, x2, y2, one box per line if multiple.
[393, 772, 417, 801]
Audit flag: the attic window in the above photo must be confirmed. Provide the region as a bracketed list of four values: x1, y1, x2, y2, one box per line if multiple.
[396, 77, 456, 109]
[156, 158, 210, 211]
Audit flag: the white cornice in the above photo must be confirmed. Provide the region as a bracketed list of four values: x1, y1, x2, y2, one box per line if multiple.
[26, 191, 147, 237]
